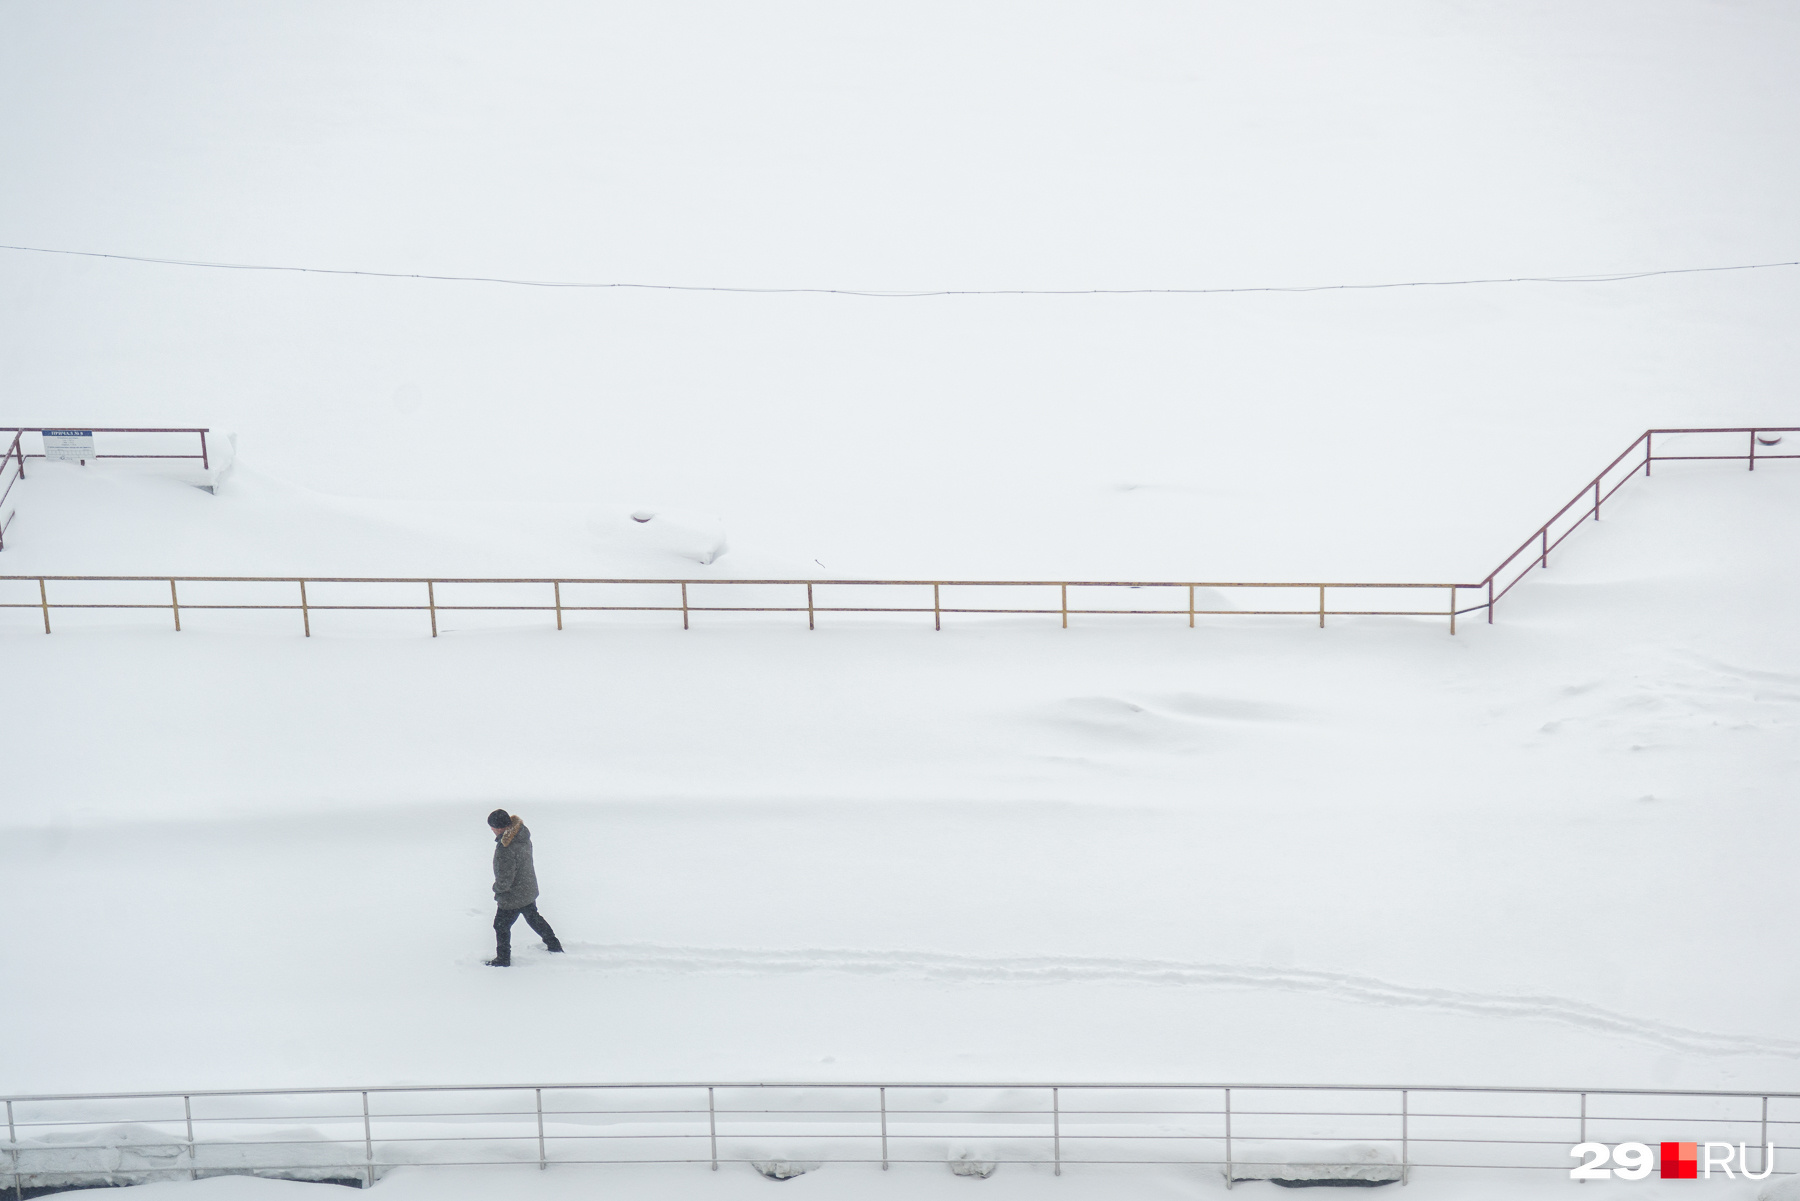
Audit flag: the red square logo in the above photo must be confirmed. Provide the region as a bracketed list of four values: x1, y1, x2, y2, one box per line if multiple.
[1661, 1142, 1698, 1179]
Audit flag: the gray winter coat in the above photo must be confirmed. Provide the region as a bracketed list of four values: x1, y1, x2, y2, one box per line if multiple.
[492, 818, 541, 909]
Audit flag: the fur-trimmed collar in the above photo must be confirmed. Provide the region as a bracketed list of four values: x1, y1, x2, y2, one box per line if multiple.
[498, 816, 524, 847]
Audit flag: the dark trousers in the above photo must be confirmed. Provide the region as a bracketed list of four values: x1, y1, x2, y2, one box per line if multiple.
[494, 903, 559, 954]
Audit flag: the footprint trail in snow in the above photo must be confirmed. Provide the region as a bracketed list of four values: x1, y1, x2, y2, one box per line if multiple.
[547, 944, 1796, 1059]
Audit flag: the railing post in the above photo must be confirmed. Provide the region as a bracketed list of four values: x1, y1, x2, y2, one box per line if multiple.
[1750, 429, 1757, 471]
[1487, 577, 1494, 624]
[184, 1094, 196, 1180]
[1223, 1087, 1233, 1189]
[198, 430, 209, 471]
[553, 582, 562, 631]
[1189, 584, 1196, 628]
[8, 1097, 20, 1200]
[1574, 1093, 1587, 1187]
[427, 581, 438, 637]
[1399, 1089, 1408, 1185]
[361, 1091, 374, 1188]
[708, 1087, 718, 1170]
[1449, 586, 1456, 635]
[38, 578, 49, 634]
[807, 582, 815, 631]
[879, 1087, 888, 1170]
[1593, 479, 1601, 520]
[170, 580, 181, 632]
[1060, 584, 1068, 629]
[1318, 585, 1325, 629]
[536, 1088, 546, 1170]
[933, 583, 941, 631]
[1052, 1087, 1061, 1176]
[299, 579, 311, 637]
[1761, 1097, 1769, 1174]
[1645, 430, 1653, 476]
[1540, 528, 1548, 568]
[681, 582, 689, 631]
[0, 437, 17, 554]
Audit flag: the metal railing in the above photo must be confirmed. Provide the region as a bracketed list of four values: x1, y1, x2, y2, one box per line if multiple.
[3, 1080, 1793, 1193]
[1, 576, 1477, 635]
[0, 427, 212, 469]
[0, 432, 21, 552]
[0, 428, 213, 556]
[1477, 425, 1796, 620]
[0, 427, 1791, 637]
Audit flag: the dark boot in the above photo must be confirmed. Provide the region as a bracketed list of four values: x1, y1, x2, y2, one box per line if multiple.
[491, 906, 519, 966]
[545, 939, 564, 953]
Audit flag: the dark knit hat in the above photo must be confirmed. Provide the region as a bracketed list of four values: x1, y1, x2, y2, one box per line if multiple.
[487, 808, 511, 829]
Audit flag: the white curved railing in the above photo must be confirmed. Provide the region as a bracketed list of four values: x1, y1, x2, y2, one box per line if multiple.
[4, 1080, 1795, 1193]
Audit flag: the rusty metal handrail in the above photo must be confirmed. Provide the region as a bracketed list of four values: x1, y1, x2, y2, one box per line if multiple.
[1474, 425, 1797, 621]
[1, 578, 1476, 635]
[0, 428, 213, 555]
[0, 431, 22, 551]
[0, 426, 1791, 636]
[0, 427, 211, 467]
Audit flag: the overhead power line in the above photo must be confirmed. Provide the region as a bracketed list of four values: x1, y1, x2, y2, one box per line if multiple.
[1, 241, 1796, 298]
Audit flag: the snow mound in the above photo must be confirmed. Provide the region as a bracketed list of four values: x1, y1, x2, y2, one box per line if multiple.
[591, 506, 730, 566]
[1759, 1176, 1800, 1201]
[948, 1151, 998, 1177]
[1230, 1142, 1403, 1185]
[13, 1121, 355, 1190]
[750, 1159, 820, 1180]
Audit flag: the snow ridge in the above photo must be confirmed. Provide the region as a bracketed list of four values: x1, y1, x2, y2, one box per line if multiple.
[566, 944, 1796, 1058]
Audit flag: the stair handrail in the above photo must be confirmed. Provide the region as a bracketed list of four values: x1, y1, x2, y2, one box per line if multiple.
[1476, 425, 1797, 620]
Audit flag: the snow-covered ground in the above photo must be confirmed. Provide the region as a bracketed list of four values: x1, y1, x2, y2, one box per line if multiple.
[4, 4, 1800, 1198]
[4, 460, 1796, 1098]
[3, 2, 1800, 582]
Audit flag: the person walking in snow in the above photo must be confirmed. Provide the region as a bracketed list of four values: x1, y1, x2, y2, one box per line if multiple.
[485, 809, 563, 966]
